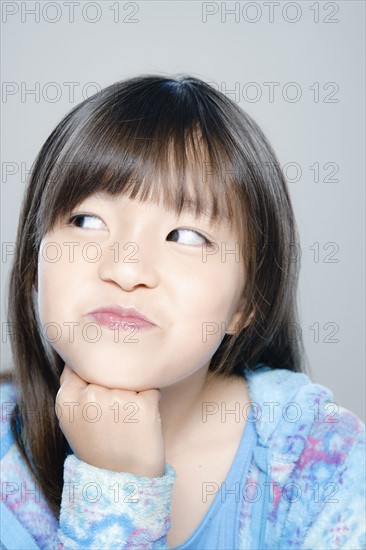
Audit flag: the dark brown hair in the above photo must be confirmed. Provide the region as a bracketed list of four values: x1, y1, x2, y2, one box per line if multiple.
[1, 73, 308, 518]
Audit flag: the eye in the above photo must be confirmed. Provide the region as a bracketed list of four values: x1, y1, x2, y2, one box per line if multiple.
[167, 228, 213, 247]
[68, 214, 105, 230]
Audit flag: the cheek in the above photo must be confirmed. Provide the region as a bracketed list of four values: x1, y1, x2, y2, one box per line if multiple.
[168, 268, 242, 350]
[173, 261, 243, 321]
[36, 257, 85, 357]
[36, 263, 63, 333]
[36, 249, 76, 325]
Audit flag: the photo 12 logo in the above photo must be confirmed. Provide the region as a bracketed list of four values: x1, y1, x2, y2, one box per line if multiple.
[1, 1, 140, 24]
[201, 2, 340, 24]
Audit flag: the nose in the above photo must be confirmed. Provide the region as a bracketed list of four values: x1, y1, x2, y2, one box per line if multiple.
[97, 239, 159, 291]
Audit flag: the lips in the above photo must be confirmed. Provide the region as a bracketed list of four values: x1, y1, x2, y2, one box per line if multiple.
[87, 305, 157, 330]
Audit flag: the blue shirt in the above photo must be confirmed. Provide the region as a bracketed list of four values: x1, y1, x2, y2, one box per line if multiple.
[175, 406, 257, 549]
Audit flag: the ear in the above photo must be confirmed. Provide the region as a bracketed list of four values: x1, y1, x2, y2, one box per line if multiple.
[226, 305, 255, 335]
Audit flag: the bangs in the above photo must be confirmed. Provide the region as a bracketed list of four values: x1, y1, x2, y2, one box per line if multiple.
[35, 77, 245, 239]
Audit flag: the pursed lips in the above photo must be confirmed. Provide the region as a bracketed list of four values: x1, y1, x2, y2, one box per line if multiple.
[87, 305, 158, 330]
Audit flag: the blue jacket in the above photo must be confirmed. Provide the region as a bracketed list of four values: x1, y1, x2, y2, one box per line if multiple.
[1, 365, 365, 549]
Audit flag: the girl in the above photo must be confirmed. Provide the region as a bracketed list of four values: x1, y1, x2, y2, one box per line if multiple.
[0, 74, 364, 550]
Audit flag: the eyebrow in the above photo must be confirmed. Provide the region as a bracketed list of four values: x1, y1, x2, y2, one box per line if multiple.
[182, 200, 232, 226]
[180, 199, 212, 215]
[89, 191, 228, 224]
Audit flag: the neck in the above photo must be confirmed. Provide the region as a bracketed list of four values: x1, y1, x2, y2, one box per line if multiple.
[158, 365, 250, 461]
[159, 364, 219, 453]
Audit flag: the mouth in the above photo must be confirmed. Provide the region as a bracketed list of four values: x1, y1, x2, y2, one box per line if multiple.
[87, 305, 158, 331]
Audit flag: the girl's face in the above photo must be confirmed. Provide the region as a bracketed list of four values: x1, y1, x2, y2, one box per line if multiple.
[36, 189, 246, 390]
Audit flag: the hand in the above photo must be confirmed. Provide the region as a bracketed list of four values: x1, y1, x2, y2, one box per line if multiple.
[55, 365, 165, 477]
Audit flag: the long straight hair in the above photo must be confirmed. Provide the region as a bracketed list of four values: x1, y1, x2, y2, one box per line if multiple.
[2, 74, 308, 518]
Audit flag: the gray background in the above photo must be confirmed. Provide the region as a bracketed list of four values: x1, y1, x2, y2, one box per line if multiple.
[1, 1, 365, 422]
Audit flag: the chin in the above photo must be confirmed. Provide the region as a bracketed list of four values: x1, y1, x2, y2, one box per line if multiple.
[66, 361, 158, 392]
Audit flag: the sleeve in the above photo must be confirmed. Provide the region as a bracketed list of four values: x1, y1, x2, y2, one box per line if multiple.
[301, 421, 366, 550]
[56, 454, 177, 549]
